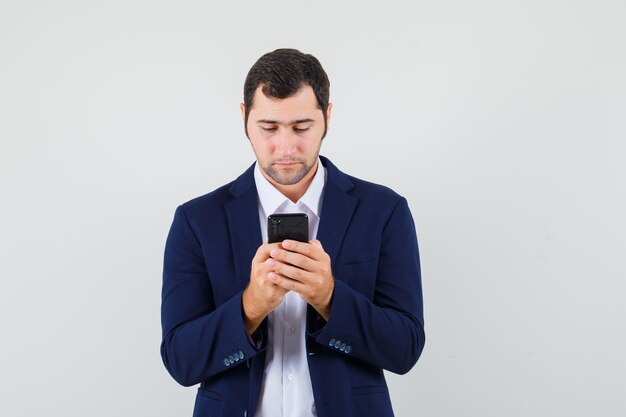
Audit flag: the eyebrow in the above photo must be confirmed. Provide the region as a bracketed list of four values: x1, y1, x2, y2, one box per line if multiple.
[256, 118, 315, 126]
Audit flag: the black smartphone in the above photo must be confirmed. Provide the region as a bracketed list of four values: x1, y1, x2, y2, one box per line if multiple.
[267, 213, 309, 243]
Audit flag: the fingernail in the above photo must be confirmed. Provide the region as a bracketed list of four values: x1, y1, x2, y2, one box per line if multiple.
[282, 240, 291, 248]
[270, 249, 280, 257]
[266, 258, 275, 266]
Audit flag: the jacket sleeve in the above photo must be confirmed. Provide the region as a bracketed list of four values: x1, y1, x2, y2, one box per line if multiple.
[160, 205, 266, 387]
[310, 197, 425, 374]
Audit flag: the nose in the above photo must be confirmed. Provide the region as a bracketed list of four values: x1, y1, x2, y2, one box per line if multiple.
[275, 129, 297, 157]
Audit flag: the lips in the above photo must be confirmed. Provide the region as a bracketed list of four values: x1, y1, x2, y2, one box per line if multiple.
[274, 162, 300, 167]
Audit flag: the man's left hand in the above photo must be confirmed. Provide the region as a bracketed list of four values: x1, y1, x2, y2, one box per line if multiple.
[265, 239, 334, 320]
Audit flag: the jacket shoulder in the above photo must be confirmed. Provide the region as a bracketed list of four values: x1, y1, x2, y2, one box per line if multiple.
[177, 181, 235, 217]
[346, 174, 404, 206]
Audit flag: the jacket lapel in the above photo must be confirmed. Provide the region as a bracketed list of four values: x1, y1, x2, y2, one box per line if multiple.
[316, 156, 357, 268]
[225, 163, 263, 291]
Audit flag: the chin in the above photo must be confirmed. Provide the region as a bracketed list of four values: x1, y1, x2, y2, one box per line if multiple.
[274, 176, 305, 186]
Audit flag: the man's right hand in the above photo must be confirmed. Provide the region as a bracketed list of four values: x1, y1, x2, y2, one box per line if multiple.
[242, 243, 289, 335]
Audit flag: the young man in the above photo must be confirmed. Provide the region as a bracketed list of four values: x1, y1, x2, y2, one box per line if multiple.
[161, 48, 425, 417]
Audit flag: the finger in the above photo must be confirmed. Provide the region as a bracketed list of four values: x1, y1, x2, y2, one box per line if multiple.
[268, 272, 306, 293]
[269, 247, 314, 271]
[310, 239, 323, 249]
[266, 258, 312, 283]
[266, 275, 289, 295]
[254, 242, 282, 263]
[281, 240, 323, 261]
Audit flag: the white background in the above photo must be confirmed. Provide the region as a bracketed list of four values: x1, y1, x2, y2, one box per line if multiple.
[1, 1, 625, 416]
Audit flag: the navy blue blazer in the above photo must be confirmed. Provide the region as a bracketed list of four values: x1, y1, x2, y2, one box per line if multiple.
[161, 155, 425, 417]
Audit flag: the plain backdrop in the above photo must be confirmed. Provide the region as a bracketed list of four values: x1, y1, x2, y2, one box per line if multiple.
[1, 1, 625, 416]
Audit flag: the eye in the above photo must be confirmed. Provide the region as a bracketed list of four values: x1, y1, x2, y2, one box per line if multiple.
[294, 127, 310, 132]
[262, 127, 277, 132]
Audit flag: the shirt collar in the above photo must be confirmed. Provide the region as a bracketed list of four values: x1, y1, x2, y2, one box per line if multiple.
[254, 157, 326, 217]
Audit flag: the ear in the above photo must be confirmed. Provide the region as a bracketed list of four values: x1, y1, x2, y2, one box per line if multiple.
[240, 103, 246, 122]
[325, 103, 333, 125]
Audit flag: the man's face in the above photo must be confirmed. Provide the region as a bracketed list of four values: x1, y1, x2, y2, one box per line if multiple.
[241, 85, 332, 186]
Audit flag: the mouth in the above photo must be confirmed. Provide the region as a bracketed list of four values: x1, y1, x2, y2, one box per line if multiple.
[274, 162, 301, 168]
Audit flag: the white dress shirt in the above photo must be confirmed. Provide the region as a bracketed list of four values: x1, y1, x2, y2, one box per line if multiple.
[253, 158, 326, 417]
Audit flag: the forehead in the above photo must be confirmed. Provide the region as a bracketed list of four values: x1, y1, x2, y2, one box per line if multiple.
[249, 84, 321, 120]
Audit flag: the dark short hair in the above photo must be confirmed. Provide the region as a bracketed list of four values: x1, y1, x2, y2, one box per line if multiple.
[243, 48, 330, 139]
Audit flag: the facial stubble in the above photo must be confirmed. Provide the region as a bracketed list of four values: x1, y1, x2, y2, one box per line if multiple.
[261, 140, 322, 186]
